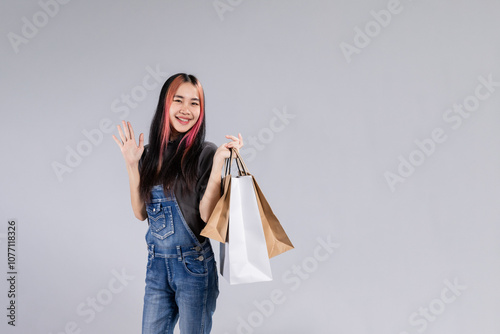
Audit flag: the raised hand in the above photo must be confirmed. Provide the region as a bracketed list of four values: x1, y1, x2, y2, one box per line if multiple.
[112, 120, 144, 166]
[214, 133, 244, 163]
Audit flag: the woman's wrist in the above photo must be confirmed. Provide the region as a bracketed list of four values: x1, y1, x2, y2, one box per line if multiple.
[212, 151, 226, 169]
[210, 156, 225, 181]
[125, 162, 140, 178]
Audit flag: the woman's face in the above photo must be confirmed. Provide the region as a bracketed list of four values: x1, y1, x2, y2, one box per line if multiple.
[168, 82, 201, 140]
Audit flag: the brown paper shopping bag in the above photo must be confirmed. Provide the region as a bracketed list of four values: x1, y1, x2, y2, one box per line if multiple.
[200, 174, 231, 243]
[251, 177, 294, 258]
[232, 149, 294, 258]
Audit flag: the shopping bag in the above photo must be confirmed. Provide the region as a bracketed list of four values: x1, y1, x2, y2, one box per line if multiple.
[200, 150, 236, 243]
[220, 173, 273, 284]
[199, 174, 231, 243]
[232, 149, 294, 258]
[251, 177, 294, 258]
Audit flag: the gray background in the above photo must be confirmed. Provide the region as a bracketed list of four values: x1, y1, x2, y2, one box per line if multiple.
[1, 0, 499, 333]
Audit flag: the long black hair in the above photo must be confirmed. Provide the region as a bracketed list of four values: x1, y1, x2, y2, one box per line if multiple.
[139, 73, 206, 203]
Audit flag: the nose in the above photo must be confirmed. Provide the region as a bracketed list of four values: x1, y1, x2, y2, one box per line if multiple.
[180, 101, 190, 113]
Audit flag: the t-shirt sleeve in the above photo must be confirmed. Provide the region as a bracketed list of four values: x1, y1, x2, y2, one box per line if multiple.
[196, 142, 218, 203]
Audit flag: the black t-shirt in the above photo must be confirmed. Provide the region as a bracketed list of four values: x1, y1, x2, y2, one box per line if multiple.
[139, 140, 218, 243]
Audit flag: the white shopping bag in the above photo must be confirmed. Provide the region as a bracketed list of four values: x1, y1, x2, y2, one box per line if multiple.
[220, 174, 273, 284]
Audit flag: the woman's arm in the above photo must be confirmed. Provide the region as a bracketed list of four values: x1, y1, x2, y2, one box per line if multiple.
[112, 120, 147, 221]
[127, 162, 147, 221]
[199, 157, 225, 222]
[199, 134, 243, 222]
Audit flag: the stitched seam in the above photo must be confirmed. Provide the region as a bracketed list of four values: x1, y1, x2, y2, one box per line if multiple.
[200, 271, 209, 333]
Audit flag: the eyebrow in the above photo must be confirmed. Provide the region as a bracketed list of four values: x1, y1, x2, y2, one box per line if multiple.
[174, 95, 199, 101]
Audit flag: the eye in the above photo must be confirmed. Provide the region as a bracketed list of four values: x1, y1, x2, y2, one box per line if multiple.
[191, 102, 199, 106]
[174, 99, 182, 103]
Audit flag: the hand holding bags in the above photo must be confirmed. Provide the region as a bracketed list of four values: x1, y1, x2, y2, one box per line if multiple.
[200, 148, 294, 284]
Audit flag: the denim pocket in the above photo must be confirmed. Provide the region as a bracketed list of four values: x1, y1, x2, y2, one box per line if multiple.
[182, 254, 209, 277]
[146, 202, 174, 239]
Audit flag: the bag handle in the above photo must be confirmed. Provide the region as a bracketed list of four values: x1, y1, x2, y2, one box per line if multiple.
[232, 148, 249, 176]
[223, 148, 232, 177]
[223, 148, 249, 177]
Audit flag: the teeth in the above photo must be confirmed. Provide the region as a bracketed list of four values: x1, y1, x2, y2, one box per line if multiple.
[177, 117, 189, 122]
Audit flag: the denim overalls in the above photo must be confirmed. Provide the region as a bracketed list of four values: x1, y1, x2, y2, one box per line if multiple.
[142, 184, 219, 334]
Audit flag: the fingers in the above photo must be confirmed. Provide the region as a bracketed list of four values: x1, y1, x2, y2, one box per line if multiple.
[139, 133, 144, 148]
[116, 120, 139, 146]
[128, 121, 136, 143]
[112, 134, 123, 148]
[123, 120, 131, 140]
[225, 133, 244, 149]
[116, 123, 126, 143]
[225, 141, 237, 149]
[238, 133, 244, 147]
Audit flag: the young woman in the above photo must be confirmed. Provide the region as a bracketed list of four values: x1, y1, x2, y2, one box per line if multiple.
[112, 73, 243, 333]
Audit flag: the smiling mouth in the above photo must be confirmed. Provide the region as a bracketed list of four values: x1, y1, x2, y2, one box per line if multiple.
[176, 116, 191, 125]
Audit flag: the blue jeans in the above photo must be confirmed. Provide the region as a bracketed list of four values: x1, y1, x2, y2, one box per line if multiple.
[142, 185, 219, 334]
